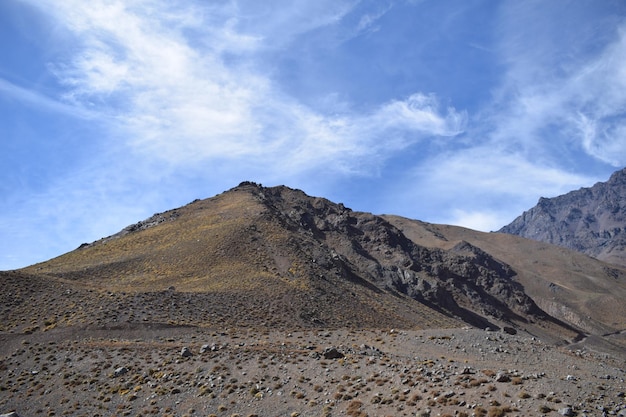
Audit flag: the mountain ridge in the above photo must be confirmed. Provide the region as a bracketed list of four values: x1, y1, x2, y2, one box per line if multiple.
[8, 181, 625, 353]
[499, 167, 626, 267]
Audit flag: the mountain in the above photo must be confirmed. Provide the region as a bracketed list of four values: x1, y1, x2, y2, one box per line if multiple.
[383, 216, 626, 354]
[499, 167, 626, 267]
[5, 182, 543, 332]
[3, 181, 625, 355]
[3, 182, 626, 417]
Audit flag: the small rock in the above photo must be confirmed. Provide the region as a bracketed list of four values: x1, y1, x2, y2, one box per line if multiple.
[416, 408, 431, 417]
[181, 347, 193, 357]
[495, 372, 510, 382]
[322, 347, 344, 359]
[114, 366, 128, 377]
[200, 344, 210, 353]
[0, 413, 20, 417]
[558, 407, 574, 416]
[502, 326, 517, 335]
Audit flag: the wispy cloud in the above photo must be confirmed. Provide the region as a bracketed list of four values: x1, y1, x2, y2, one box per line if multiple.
[382, 145, 597, 231]
[0, 77, 94, 119]
[398, 2, 626, 232]
[355, 2, 392, 34]
[23, 0, 464, 175]
[490, 3, 626, 167]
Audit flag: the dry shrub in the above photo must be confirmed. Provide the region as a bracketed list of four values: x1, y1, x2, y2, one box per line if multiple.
[487, 407, 505, 417]
[346, 400, 367, 417]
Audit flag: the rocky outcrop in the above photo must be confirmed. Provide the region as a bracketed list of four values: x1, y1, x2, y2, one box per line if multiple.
[499, 168, 626, 267]
[239, 182, 550, 329]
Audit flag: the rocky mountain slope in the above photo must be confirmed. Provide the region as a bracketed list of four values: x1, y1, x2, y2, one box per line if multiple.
[7, 182, 560, 333]
[383, 216, 626, 354]
[499, 167, 626, 267]
[1, 181, 625, 417]
[4, 182, 624, 345]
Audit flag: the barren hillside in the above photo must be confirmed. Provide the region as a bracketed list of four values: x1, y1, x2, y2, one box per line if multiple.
[8, 182, 581, 338]
[384, 216, 626, 355]
[1, 182, 625, 417]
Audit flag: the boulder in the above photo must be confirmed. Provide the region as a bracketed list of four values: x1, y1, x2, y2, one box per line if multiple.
[322, 347, 344, 359]
[495, 371, 510, 382]
[502, 326, 517, 335]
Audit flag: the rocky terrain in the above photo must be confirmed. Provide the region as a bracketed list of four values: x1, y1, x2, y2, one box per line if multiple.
[1, 181, 625, 416]
[1, 326, 624, 417]
[499, 168, 626, 268]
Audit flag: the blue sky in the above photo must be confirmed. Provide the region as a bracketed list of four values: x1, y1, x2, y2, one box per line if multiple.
[1, 0, 626, 270]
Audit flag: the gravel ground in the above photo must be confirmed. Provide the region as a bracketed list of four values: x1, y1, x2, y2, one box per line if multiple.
[1, 326, 624, 417]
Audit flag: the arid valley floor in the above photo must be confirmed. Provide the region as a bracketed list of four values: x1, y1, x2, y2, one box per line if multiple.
[1, 324, 625, 417]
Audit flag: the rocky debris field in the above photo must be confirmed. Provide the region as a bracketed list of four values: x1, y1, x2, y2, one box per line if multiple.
[1, 327, 624, 417]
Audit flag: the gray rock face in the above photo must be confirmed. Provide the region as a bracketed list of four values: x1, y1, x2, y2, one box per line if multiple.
[499, 168, 626, 267]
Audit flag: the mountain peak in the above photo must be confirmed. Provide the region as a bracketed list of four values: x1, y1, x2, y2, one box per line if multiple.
[22, 182, 558, 333]
[499, 167, 626, 267]
[608, 167, 626, 185]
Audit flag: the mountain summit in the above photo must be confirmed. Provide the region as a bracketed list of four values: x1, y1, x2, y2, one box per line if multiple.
[499, 168, 626, 267]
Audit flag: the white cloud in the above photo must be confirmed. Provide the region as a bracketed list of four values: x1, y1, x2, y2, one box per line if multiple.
[22, 0, 464, 176]
[490, 3, 626, 167]
[564, 27, 626, 166]
[418, 148, 593, 199]
[0, 77, 94, 119]
[446, 210, 509, 233]
[356, 3, 392, 33]
[382, 146, 597, 231]
[232, 0, 358, 46]
[370, 2, 626, 231]
[373, 94, 466, 135]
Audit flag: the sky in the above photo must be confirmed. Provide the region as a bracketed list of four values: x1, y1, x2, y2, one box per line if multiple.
[1, 0, 626, 270]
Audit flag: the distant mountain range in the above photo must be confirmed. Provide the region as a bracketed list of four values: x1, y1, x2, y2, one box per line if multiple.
[499, 167, 626, 268]
[3, 180, 625, 356]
